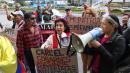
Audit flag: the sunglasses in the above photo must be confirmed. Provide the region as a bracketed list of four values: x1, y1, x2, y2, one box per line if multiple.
[30, 17, 36, 20]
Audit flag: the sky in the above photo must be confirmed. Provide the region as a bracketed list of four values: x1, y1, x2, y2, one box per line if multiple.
[112, 0, 130, 2]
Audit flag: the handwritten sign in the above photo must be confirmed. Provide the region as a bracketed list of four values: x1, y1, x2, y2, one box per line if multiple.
[31, 48, 78, 73]
[67, 17, 101, 34]
[3, 28, 17, 43]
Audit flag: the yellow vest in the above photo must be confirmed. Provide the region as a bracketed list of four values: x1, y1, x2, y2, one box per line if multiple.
[0, 36, 17, 73]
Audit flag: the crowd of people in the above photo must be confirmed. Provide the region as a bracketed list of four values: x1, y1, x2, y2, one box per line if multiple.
[0, 2, 130, 73]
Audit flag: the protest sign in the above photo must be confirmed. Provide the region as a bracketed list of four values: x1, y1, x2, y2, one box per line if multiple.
[31, 48, 78, 73]
[67, 16, 101, 34]
[3, 28, 17, 43]
[39, 23, 54, 42]
[39, 23, 54, 34]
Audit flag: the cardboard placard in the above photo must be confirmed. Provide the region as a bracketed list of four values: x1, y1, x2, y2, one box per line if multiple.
[39, 23, 54, 30]
[31, 48, 78, 73]
[39, 23, 54, 35]
[67, 17, 101, 34]
[3, 28, 17, 43]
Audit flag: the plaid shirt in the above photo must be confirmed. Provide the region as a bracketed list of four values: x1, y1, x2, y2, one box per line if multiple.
[16, 26, 43, 62]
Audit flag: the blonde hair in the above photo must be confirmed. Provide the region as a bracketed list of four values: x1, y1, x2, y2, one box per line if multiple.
[82, 7, 98, 17]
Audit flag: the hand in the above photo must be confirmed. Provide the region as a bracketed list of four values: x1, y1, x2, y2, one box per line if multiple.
[88, 40, 101, 48]
[45, 45, 53, 50]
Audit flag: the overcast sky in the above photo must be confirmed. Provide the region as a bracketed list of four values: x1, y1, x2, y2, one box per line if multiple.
[112, 0, 130, 2]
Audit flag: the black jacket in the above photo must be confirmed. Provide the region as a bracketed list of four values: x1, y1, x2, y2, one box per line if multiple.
[116, 28, 130, 68]
[85, 32, 126, 73]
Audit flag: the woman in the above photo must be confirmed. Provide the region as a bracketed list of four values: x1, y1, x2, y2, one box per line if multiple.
[85, 15, 126, 73]
[41, 18, 71, 49]
[82, 3, 97, 17]
[81, 3, 98, 73]
[16, 12, 43, 73]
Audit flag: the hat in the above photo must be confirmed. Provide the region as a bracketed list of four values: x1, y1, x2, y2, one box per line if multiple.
[65, 7, 71, 11]
[11, 11, 24, 17]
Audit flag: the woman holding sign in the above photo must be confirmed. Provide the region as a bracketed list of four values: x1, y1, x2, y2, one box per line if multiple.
[82, 3, 98, 73]
[41, 18, 71, 49]
[84, 15, 125, 73]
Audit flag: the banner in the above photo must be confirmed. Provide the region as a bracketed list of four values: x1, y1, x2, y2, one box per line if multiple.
[3, 28, 17, 50]
[2, 28, 16, 44]
[67, 17, 101, 34]
[39, 23, 54, 34]
[31, 48, 78, 73]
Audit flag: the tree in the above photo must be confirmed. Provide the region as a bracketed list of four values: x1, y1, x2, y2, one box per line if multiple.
[68, 0, 71, 3]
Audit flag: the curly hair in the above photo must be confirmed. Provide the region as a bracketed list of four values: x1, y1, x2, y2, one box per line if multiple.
[54, 18, 70, 33]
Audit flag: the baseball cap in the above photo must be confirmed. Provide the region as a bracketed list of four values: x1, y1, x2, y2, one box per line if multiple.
[65, 7, 71, 11]
[11, 11, 24, 17]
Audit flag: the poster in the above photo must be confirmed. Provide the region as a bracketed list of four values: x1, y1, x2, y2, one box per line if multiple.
[3, 28, 17, 44]
[39, 23, 54, 34]
[31, 48, 78, 73]
[67, 16, 101, 34]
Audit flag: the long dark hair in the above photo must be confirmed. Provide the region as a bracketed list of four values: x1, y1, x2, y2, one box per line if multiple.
[54, 18, 70, 33]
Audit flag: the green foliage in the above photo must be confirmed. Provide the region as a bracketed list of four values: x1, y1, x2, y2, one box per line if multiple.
[124, 10, 130, 12]
[111, 9, 123, 15]
[8, 3, 13, 7]
[19, 2, 27, 6]
[68, 0, 71, 3]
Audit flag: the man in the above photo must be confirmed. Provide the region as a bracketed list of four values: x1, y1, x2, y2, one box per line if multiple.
[17, 12, 43, 73]
[121, 14, 130, 31]
[64, 7, 75, 20]
[11, 11, 25, 30]
[6, 3, 25, 29]
[36, 6, 42, 23]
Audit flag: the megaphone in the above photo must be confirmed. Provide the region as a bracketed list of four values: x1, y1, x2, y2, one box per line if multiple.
[71, 27, 103, 53]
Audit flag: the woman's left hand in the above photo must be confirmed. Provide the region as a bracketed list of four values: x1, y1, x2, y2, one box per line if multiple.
[88, 40, 101, 48]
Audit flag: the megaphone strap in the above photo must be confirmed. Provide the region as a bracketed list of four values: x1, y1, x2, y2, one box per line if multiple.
[67, 34, 76, 56]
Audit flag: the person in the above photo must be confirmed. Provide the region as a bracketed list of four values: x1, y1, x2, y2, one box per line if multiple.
[36, 5, 42, 23]
[121, 14, 130, 31]
[16, 12, 43, 73]
[43, 2, 53, 23]
[64, 7, 75, 20]
[45, 2, 52, 12]
[41, 18, 71, 49]
[6, 3, 25, 29]
[115, 27, 130, 72]
[81, 3, 98, 73]
[11, 11, 25, 30]
[0, 23, 17, 73]
[84, 15, 126, 73]
[82, 3, 97, 17]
